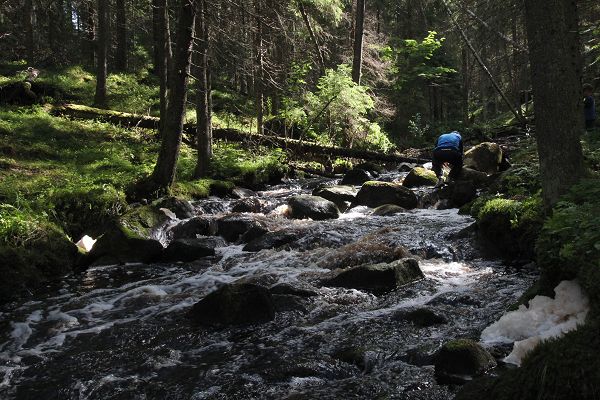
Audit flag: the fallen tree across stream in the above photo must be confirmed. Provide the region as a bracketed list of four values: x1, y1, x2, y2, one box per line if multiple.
[53, 103, 430, 164]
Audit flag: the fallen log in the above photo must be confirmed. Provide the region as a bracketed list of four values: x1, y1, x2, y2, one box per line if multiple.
[54, 103, 430, 164]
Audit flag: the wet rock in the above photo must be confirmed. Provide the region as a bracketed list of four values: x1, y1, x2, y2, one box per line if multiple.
[317, 228, 412, 270]
[312, 185, 357, 210]
[152, 196, 195, 219]
[340, 168, 373, 185]
[269, 283, 318, 297]
[271, 294, 309, 313]
[434, 180, 477, 208]
[354, 162, 383, 176]
[288, 195, 340, 220]
[372, 204, 405, 216]
[243, 228, 303, 252]
[398, 162, 417, 172]
[434, 339, 497, 384]
[464, 142, 503, 174]
[163, 237, 223, 262]
[188, 283, 275, 326]
[84, 224, 164, 266]
[231, 187, 258, 199]
[216, 214, 267, 242]
[231, 197, 262, 213]
[458, 168, 490, 188]
[395, 308, 448, 327]
[331, 346, 367, 371]
[354, 181, 418, 209]
[239, 225, 270, 244]
[168, 216, 214, 240]
[402, 167, 438, 188]
[322, 258, 424, 293]
[119, 204, 170, 238]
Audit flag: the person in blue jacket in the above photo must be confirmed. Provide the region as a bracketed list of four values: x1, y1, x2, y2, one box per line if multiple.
[584, 84, 596, 130]
[432, 131, 463, 187]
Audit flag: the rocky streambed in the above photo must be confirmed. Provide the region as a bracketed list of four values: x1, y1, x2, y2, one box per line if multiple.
[0, 166, 537, 399]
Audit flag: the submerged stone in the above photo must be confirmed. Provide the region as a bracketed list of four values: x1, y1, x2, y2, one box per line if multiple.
[188, 283, 275, 326]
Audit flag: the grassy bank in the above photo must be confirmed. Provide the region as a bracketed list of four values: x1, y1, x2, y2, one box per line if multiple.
[0, 105, 285, 302]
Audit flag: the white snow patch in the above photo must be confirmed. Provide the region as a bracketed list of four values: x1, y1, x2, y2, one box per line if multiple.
[481, 280, 589, 366]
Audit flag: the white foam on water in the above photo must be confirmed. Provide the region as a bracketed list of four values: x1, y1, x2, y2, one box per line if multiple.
[481, 280, 589, 366]
[289, 376, 324, 388]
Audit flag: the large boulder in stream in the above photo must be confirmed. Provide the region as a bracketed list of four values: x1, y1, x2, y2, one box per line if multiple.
[402, 167, 438, 188]
[340, 169, 373, 185]
[464, 142, 503, 174]
[231, 197, 262, 213]
[434, 339, 497, 384]
[243, 228, 305, 252]
[81, 205, 168, 266]
[312, 185, 357, 210]
[216, 214, 268, 242]
[84, 224, 164, 266]
[152, 196, 195, 219]
[288, 195, 340, 220]
[168, 216, 214, 240]
[354, 181, 418, 209]
[323, 258, 424, 293]
[458, 167, 491, 188]
[163, 237, 224, 262]
[188, 283, 275, 326]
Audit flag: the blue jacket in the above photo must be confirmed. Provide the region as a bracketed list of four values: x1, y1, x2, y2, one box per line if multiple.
[584, 95, 596, 121]
[435, 131, 463, 152]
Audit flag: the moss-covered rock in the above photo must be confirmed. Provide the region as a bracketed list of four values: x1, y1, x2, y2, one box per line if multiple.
[476, 197, 544, 262]
[354, 181, 419, 209]
[0, 219, 78, 303]
[83, 223, 163, 266]
[434, 339, 496, 384]
[464, 142, 503, 174]
[402, 167, 438, 188]
[119, 204, 169, 238]
[152, 196, 195, 219]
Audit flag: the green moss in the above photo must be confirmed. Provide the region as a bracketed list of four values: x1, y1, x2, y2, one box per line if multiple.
[120, 205, 168, 238]
[476, 196, 544, 261]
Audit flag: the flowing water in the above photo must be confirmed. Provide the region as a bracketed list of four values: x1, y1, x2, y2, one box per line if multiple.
[0, 173, 536, 399]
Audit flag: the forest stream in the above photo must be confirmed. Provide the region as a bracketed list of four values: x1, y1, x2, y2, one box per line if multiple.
[0, 171, 536, 400]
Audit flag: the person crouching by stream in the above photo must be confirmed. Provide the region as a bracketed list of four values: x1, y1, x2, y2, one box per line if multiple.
[432, 131, 463, 188]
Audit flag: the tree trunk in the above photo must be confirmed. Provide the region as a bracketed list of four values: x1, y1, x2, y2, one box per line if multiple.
[298, 1, 325, 74]
[254, 0, 264, 135]
[94, 0, 109, 108]
[352, 0, 365, 84]
[85, 1, 96, 68]
[115, 0, 127, 71]
[153, 0, 172, 138]
[525, 0, 585, 209]
[194, 0, 212, 178]
[151, 0, 196, 191]
[24, 0, 34, 63]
